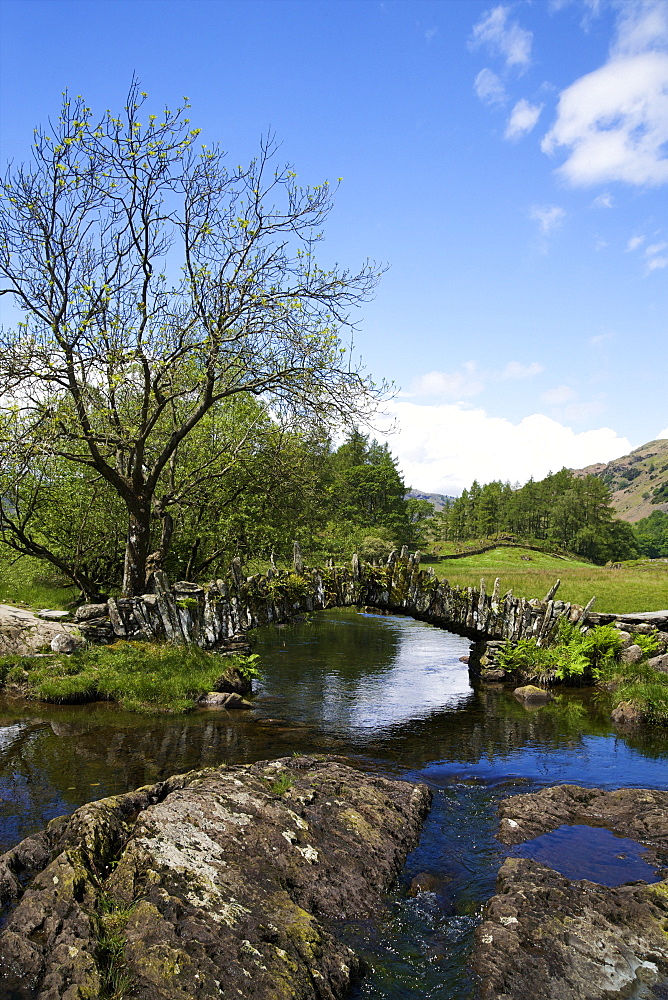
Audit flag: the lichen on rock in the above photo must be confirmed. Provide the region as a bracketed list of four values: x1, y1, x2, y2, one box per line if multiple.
[473, 784, 668, 999]
[0, 756, 431, 1000]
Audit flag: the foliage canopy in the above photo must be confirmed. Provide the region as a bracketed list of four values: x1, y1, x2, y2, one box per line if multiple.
[0, 81, 385, 595]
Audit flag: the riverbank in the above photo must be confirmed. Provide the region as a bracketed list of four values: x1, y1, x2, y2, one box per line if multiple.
[0, 641, 259, 714]
[472, 616, 668, 727]
[2, 611, 668, 999]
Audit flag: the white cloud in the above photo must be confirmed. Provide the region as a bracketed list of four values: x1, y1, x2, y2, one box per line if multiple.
[470, 6, 533, 68]
[530, 204, 566, 234]
[425, 26, 438, 42]
[564, 400, 605, 422]
[474, 67, 507, 104]
[627, 234, 646, 250]
[657, 425, 668, 438]
[410, 363, 484, 400]
[382, 400, 632, 494]
[549, 0, 605, 28]
[641, 239, 668, 269]
[501, 361, 544, 379]
[409, 360, 543, 399]
[592, 192, 614, 208]
[612, 0, 668, 57]
[505, 98, 543, 139]
[542, 384, 576, 404]
[542, 48, 668, 185]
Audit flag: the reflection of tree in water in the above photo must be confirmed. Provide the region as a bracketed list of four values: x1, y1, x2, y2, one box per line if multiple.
[257, 614, 400, 677]
[357, 686, 668, 775]
[0, 701, 355, 850]
[0, 720, 64, 850]
[2, 612, 668, 852]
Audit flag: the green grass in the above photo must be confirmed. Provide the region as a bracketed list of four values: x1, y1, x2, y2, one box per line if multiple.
[265, 773, 294, 796]
[97, 896, 136, 1000]
[0, 553, 73, 609]
[0, 642, 260, 714]
[430, 546, 668, 613]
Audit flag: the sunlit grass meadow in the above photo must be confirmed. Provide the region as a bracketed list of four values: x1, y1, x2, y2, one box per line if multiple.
[0, 554, 73, 610]
[431, 547, 668, 613]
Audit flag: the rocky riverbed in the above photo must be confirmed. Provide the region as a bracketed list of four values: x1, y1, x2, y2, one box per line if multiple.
[0, 755, 430, 1000]
[473, 784, 668, 999]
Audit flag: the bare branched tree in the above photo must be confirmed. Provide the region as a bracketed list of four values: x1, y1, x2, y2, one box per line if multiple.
[0, 80, 385, 595]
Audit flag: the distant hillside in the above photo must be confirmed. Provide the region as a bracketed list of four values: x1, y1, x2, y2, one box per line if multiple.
[406, 489, 457, 512]
[572, 439, 668, 523]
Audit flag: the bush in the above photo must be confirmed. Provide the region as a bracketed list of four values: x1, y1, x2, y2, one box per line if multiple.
[499, 621, 622, 685]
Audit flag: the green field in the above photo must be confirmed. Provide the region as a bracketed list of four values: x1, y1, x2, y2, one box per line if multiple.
[2, 544, 667, 617]
[431, 546, 668, 614]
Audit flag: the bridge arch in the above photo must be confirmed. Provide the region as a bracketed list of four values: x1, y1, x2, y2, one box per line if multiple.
[74, 547, 594, 682]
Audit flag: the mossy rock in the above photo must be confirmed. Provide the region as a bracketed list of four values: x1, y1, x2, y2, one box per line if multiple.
[0, 757, 431, 1000]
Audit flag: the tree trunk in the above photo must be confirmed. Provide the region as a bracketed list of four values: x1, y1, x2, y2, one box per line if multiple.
[123, 503, 152, 597]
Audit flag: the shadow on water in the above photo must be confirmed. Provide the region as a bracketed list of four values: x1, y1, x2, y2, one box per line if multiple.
[1, 609, 668, 997]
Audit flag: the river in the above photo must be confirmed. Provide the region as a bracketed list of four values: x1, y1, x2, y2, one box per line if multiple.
[1, 610, 668, 997]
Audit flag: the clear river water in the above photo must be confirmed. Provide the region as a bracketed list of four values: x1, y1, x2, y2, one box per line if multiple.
[1, 610, 668, 998]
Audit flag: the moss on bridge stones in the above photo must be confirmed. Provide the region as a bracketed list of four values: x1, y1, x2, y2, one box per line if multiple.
[69, 550, 668, 702]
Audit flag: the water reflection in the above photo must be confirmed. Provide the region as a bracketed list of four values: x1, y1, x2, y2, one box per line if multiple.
[254, 612, 473, 733]
[511, 825, 661, 886]
[1, 611, 668, 999]
[1, 611, 668, 855]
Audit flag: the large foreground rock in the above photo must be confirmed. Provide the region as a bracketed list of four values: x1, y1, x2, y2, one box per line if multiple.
[495, 783, 668, 854]
[0, 756, 430, 1000]
[474, 857, 668, 999]
[0, 603, 80, 656]
[473, 785, 668, 999]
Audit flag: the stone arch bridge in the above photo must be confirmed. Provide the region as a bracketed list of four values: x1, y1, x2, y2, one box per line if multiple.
[73, 547, 665, 680]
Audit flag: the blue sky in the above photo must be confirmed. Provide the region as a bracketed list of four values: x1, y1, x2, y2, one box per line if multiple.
[1, 0, 666, 493]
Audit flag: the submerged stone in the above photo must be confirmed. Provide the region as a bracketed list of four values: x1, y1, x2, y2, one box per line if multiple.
[0, 756, 430, 1000]
[513, 684, 554, 705]
[197, 691, 253, 708]
[611, 699, 645, 725]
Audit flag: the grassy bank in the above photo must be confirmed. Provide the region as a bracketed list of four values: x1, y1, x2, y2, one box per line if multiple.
[598, 659, 668, 725]
[0, 554, 73, 609]
[431, 546, 668, 613]
[0, 641, 259, 714]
